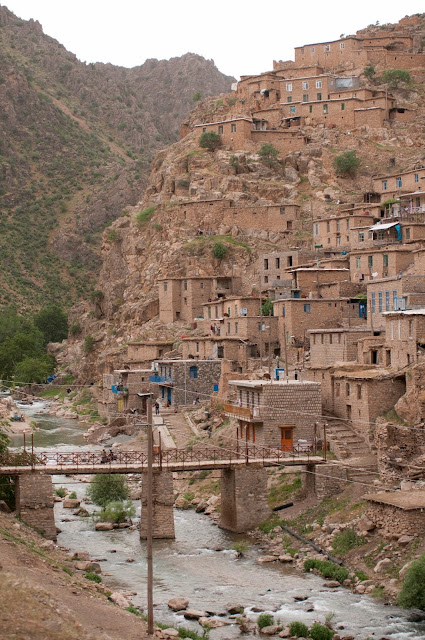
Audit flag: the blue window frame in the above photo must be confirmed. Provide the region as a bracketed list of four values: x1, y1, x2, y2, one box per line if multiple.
[385, 291, 390, 311]
[378, 292, 383, 313]
[371, 292, 376, 313]
[396, 177, 402, 188]
[189, 366, 198, 379]
[303, 304, 311, 313]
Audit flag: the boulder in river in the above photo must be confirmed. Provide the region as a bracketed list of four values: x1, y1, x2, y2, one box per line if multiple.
[257, 556, 277, 564]
[183, 609, 207, 620]
[226, 603, 244, 614]
[260, 625, 281, 635]
[63, 498, 80, 509]
[199, 617, 230, 628]
[168, 597, 189, 611]
[95, 522, 114, 531]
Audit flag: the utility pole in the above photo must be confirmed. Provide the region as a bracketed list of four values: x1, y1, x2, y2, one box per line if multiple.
[259, 276, 264, 365]
[283, 322, 289, 382]
[146, 395, 154, 636]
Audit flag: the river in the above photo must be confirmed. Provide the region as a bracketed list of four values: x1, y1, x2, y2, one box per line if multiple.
[13, 402, 425, 640]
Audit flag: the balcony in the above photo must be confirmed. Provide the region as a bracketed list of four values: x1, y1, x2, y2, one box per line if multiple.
[149, 375, 173, 385]
[224, 402, 263, 421]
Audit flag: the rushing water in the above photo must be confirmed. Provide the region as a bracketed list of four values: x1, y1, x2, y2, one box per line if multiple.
[14, 404, 425, 640]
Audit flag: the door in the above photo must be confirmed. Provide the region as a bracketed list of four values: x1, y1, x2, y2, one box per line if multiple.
[167, 387, 172, 404]
[280, 427, 293, 451]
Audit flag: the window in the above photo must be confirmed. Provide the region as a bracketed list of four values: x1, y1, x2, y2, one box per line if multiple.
[208, 307, 211, 319]
[359, 231, 364, 242]
[287, 220, 292, 230]
[184, 297, 187, 305]
[409, 320, 413, 338]
[227, 322, 230, 334]
[357, 384, 362, 399]
[200, 281, 204, 289]
[415, 173, 419, 183]
[327, 221, 330, 232]
[396, 177, 402, 188]
[340, 42, 345, 49]
[189, 366, 198, 379]
[371, 292, 376, 313]
[368, 255, 373, 268]
[264, 275, 268, 283]
[231, 124, 236, 133]
[235, 322, 238, 335]
[163, 281, 168, 291]
[276, 257, 280, 269]
[264, 258, 269, 270]
[391, 320, 395, 340]
[378, 291, 383, 312]
[346, 382, 350, 396]
[286, 82, 292, 91]
[335, 383, 340, 397]
[393, 290, 397, 309]
[309, 105, 313, 113]
[287, 96, 292, 103]
[405, 227, 411, 240]
[235, 304, 238, 315]
[304, 304, 311, 313]
[313, 223, 319, 236]
[218, 125, 223, 134]
[341, 103, 345, 111]
[303, 94, 309, 102]
[382, 180, 388, 191]
[290, 106, 295, 114]
[202, 127, 206, 133]
[336, 220, 340, 232]
[316, 80, 322, 89]
[323, 104, 328, 114]
[325, 44, 330, 52]
[316, 93, 322, 101]
[196, 342, 199, 352]
[282, 305, 285, 317]
[383, 254, 388, 267]
[227, 306, 231, 316]
[311, 47, 315, 52]
[338, 333, 342, 344]
[356, 257, 361, 268]
[329, 334, 333, 345]
[302, 81, 309, 90]
[385, 291, 390, 311]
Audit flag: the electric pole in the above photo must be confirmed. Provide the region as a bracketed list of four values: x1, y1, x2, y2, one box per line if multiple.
[146, 395, 154, 635]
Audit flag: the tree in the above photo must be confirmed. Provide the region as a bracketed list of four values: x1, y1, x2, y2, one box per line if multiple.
[258, 143, 279, 167]
[34, 305, 68, 345]
[199, 131, 221, 152]
[0, 328, 45, 380]
[398, 555, 425, 610]
[212, 241, 227, 260]
[260, 298, 274, 316]
[333, 151, 361, 177]
[15, 354, 56, 383]
[192, 91, 202, 102]
[364, 66, 376, 81]
[98, 500, 135, 523]
[381, 69, 412, 89]
[87, 474, 129, 507]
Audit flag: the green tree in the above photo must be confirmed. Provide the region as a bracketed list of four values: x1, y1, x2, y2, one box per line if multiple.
[15, 354, 56, 383]
[84, 334, 95, 354]
[258, 143, 279, 167]
[381, 69, 412, 89]
[87, 474, 129, 507]
[212, 241, 227, 260]
[398, 555, 425, 610]
[364, 66, 376, 80]
[34, 305, 68, 345]
[333, 151, 361, 177]
[98, 500, 136, 523]
[193, 91, 202, 102]
[0, 328, 45, 380]
[260, 298, 274, 316]
[199, 131, 221, 152]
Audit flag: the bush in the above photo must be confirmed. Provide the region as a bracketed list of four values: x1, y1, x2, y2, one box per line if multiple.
[232, 542, 249, 556]
[126, 605, 143, 617]
[303, 558, 349, 583]
[381, 69, 412, 88]
[85, 572, 101, 583]
[199, 131, 221, 152]
[55, 487, 67, 498]
[87, 474, 129, 507]
[289, 621, 309, 638]
[69, 491, 77, 499]
[398, 555, 425, 610]
[34, 305, 68, 344]
[212, 241, 227, 260]
[258, 143, 279, 167]
[98, 500, 135, 523]
[331, 528, 366, 556]
[193, 91, 202, 102]
[333, 151, 361, 177]
[257, 613, 274, 629]
[310, 623, 334, 640]
[364, 66, 375, 80]
[69, 323, 81, 336]
[84, 334, 95, 354]
[137, 206, 155, 225]
[260, 298, 274, 317]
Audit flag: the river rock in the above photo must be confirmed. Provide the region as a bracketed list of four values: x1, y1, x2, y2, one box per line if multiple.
[63, 498, 80, 509]
[162, 629, 179, 637]
[358, 515, 375, 532]
[95, 522, 114, 531]
[278, 554, 293, 563]
[374, 558, 392, 573]
[168, 597, 189, 611]
[199, 617, 230, 628]
[251, 607, 264, 612]
[226, 603, 244, 614]
[323, 581, 340, 588]
[278, 629, 290, 638]
[109, 592, 131, 608]
[40, 540, 55, 551]
[195, 500, 208, 513]
[72, 551, 90, 561]
[260, 625, 281, 635]
[399, 561, 413, 580]
[257, 556, 277, 563]
[74, 560, 101, 572]
[183, 609, 207, 620]
[398, 535, 414, 546]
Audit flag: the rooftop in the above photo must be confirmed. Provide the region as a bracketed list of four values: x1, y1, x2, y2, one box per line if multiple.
[228, 379, 320, 388]
[365, 490, 425, 510]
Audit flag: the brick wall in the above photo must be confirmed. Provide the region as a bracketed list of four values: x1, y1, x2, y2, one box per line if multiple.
[309, 328, 372, 367]
[156, 360, 222, 407]
[220, 468, 270, 532]
[15, 474, 56, 540]
[195, 118, 253, 150]
[140, 471, 175, 539]
[294, 38, 366, 68]
[384, 312, 425, 368]
[274, 298, 346, 341]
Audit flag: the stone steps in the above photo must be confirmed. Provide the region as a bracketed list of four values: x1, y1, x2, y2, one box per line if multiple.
[324, 417, 372, 460]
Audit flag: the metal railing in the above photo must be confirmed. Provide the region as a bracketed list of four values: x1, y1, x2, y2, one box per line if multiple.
[224, 402, 263, 420]
[149, 375, 173, 384]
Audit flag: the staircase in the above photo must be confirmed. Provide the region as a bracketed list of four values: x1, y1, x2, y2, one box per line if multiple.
[325, 417, 378, 486]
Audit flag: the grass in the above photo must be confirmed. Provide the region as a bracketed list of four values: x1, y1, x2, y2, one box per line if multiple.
[182, 234, 251, 256]
[268, 474, 301, 508]
[282, 496, 351, 534]
[380, 408, 407, 425]
[331, 528, 367, 556]
[304, 558, 349, 583]
[136, 206, 155, 225]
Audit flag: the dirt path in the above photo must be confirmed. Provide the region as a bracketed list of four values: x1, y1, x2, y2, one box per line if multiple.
[162, 411, 195, 449]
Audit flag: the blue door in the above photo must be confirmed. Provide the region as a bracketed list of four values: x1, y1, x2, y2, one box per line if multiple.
[167, 387, 172, 404]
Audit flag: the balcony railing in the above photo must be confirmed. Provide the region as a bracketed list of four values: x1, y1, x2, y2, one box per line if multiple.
[224, 402, 263, 421]
[149, 375, 173, 384]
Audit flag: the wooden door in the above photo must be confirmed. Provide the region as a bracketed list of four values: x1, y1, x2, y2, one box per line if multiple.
[280, 427, 293, 451]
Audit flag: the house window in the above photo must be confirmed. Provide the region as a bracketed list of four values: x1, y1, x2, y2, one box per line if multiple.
[357, 384, 362, 399]
[316, 93, 322, 101]
[196, 342, 199, 352]
[338, 333, 342, 344]
[385, 291, 390, 311]
[264, 275, 268, 283]
[393, 290, 397, 309]
[290, 106, 296, 114]
[218, 125, 223, 134]
[231, 124, 236, 133]
[227, 322, 230, 334]
[235, 304, 238, 315]
[309, 105, 313, 113]
[383, 254, 389, 267]
[346, 382, 350, 396]
[286, 82, 292, 91]
[415, 173, 419, 183]
[200, 281, 204, 289]
[302, 81, 309, 90]
[329, 334, 333, 345]
[409, 320, 413, 338]
[202, 127, 206, 133]
[382, 180, 388, 191]
[287, 96, 292, 103]
[303, 94, 309, 102]
[184, 297, 187, 305]
[316, 80, 322, 89]
[276, 257, 280, 269]
[287, 220, 293, 230]
[340, 42, 345, 49]
[327, 221, 330, 232]
[368, 255, 373, 268]
[371, 292, 376, 313]
[323, 104, 328, 114]
[396, 177, 402, 188]
[359, 232, 364, 242]
[325, 44, 330, 52]
[311, 47, 315, 52]
[405, 228, 411, 240]
[378, 291, 383, 312]
[313, 223, 319, 236]
[356, 257, 361, 268]
[235, 322, 238, 335]
[335, 383, 340, 397]
[227, 307, 231, 316]
[341, 103, 345, 111]
[304, 304, 311, 313]
[264, 258, 269, 270]
[282, 305, 285, 317]
[346, 219, 350, 229]
[336, 220, 340, 232]
[321, 334, 324, 344]
[189, 366, 198, 379]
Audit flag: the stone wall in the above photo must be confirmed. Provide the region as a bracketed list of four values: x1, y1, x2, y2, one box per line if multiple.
[140, 471, 175, 539]
[168, 360, 222, 406]
[220, 467, 270, 532]
[314, 464, 347, 500]
[366, 501, 425, 537]
[309, 328, 372, 367]
[15, 473, 56, 540]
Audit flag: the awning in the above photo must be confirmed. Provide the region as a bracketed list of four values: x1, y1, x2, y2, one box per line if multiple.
[137, 393, 151, 397]
[369, 222, 398, 231]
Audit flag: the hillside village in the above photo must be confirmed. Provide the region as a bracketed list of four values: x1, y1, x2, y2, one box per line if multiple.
[42, 13, 425, 556]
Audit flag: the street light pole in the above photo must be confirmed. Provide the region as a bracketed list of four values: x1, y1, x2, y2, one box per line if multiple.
[146, 394, 154, 635]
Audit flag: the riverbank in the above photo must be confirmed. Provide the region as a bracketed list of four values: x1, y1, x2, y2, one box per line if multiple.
[0, 395, 34, 434]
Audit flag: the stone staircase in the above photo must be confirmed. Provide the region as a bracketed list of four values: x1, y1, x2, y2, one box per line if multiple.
[325, 417, 372, 460]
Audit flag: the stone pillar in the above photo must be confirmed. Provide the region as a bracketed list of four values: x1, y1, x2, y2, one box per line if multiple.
[15, 473, 56, 540]
[140, 471, 175, 539]
[220, 467, 270, 533]
[302, 464, 316, 496]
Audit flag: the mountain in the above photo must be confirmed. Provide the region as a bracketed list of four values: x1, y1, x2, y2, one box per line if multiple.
[0, 5, 235, 310]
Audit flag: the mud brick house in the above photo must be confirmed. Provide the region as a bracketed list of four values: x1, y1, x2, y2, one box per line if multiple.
[365, 491, 425, 537]
[372, 167, 425, 201]
[225, 379, 321, 450]
[382, 309, 425, 368]
[259, 250, 317, 289]
[195, 118, 253, 150]
[366, 274, 425, 330]
[289, 267, 350, 298]
[202, 295, 263, 323]
[126, 340, 175, 367]
[112, 369, 151, 415]
[313, 213, 376, 250]
[182, 336, 260, 370]
[150, 359, 222, 407]
[399, 190, 425, 214]
[308, 328, 373, 367]
[158, 276, 241, 324]
[294, 37, 367, 68]
[349, 246, 414, 283]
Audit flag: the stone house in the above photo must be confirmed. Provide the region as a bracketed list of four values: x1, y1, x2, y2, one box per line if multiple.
[399, 190, 425, 215]
[294, 37, 367, 68]
[150, 359, 222, 407]
[366, 274, 425, 330]
[372, 167, 425, 200]
[112, 369, 151, 414]
[280, 74, 360, 105]
[259, 250, 318, 289]
[313, 213, 376, 250]
[182, 336, 259, 368]
[289, 267, 350, 298]
[349, 246, 414, 283]
[382, 309, 425, 369]
[126, 340, 175, 367]
[195, 118, 253, 150]
[308, 328, 373, 367]
[202, 295, 263, 324]
[225, 379, 321, 449]
[365, 491, 425, 538]
[158, 276, 241, 324]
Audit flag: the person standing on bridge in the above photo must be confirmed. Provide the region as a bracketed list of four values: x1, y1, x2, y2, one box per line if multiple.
[154, 401, 160, 415]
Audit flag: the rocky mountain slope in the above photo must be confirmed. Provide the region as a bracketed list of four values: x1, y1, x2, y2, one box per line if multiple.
[0, 5, 234, 310]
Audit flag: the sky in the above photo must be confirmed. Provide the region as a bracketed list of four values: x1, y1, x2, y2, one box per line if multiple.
[2, 1, 425, 79]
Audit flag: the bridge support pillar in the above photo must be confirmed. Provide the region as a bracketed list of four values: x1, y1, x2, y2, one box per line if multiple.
[15, 473, 56, 540]
[220, 467, 270, 533]
[303, 464, 316, 496]
[140, 471, 175, 539]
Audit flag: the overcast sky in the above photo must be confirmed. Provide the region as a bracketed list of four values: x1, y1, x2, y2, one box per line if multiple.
[3, 1, 424, 79]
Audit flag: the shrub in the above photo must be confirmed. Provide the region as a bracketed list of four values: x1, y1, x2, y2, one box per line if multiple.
[303, 558, 349, 583]
[193, 91, 202, 102]
[398, 555, 425, 610]
[260, 298, 274, 317]
[84, 334, 95, 354]
[257, 613, 274, 629]
[55, 487, 67, 498]
[69, 323, 81, 336]
[137, 206, 155, 225]
[85, 572, 101, 583]
[69, 491, 77, 499]
[331, 528, 366, 556]
[258, 143, 279, 167]
[381, 69, 412, 88]
[98, 500, 135, 523]
[87, 474, 129, 507]
[364, 66, 376, 80]
[199, 131, 221, 152]
[212, 241, 227, 260]
[126, 605, 143, 616]
[333, 151, 361, 177]
[289, 621, 309, 637]
[310, 622, 334, 640]
[232, 542, 249, 556]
